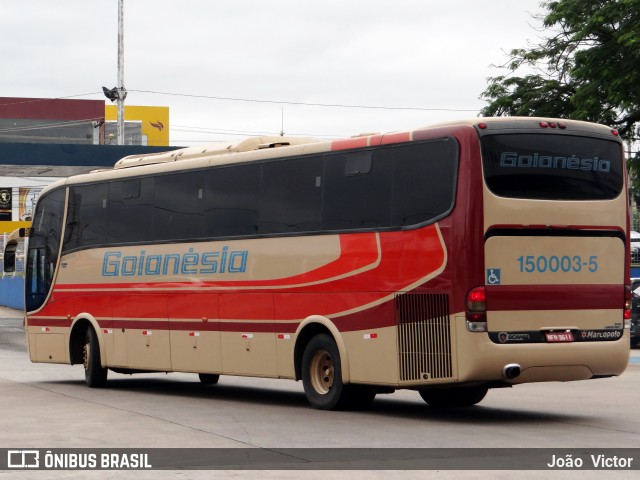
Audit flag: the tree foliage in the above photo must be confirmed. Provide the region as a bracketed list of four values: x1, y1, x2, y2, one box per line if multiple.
[481, 0, 640, 164]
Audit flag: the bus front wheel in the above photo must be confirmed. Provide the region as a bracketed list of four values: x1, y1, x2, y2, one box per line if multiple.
[83, 327, 108, 388]
[419, 386, 488, 408]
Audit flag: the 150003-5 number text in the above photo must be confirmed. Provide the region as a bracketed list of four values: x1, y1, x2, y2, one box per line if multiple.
[517, 255, 598, 273]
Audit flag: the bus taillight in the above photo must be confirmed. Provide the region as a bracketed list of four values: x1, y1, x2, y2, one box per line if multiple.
[624, 285, 632, 327]
[466, 286, 487, 332]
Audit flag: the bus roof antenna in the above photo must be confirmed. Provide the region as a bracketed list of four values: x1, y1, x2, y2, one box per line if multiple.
[280, 108, 284, 137]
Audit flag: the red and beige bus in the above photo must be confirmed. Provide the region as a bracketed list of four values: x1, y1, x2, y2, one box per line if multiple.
[10, 117, 630, 410]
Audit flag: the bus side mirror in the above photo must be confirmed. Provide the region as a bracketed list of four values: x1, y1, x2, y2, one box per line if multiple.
[3, 243, 16, 273]
[3, 227, 27, 273]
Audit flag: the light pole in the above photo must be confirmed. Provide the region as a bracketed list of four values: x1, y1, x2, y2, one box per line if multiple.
[101, 0, 127, 145]
[116, 0, 126, 145]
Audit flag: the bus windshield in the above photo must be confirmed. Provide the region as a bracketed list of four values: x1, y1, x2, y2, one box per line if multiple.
[481, 134, 624, 200]
[25, 188, 65, 312]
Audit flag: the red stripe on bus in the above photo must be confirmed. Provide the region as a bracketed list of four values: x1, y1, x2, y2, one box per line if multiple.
[331, 137, 369, 151]
[46, 227, 446, 322]
[218, 233, 381, 288]
[379, 132, 411, 144]
[31, 226, 445, 338]
[26, 310, 397, 334]
[486, 284, 622, 311]
[27, 318, 72, 328]
[330, 129, 433, 151]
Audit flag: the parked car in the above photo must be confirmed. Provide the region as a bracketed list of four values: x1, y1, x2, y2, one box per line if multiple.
[631, 278, 640, 347]
[631, 231, 640, 264]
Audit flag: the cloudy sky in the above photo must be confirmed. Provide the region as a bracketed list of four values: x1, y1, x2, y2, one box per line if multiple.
[1, 0, 546, 146]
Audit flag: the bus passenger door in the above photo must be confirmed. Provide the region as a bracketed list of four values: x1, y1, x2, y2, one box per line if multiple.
[112, 293, 171, 371]
[168, 293, 221, 374]
[219, 293, 277, 377]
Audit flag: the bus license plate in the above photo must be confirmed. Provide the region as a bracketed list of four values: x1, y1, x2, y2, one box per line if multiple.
[545, 331, 574, 343]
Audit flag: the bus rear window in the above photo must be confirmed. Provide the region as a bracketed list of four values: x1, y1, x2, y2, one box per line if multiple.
[481, 134, 623, 200]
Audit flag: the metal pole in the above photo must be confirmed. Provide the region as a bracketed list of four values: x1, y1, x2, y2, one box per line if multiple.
[117, 0, 125, 145]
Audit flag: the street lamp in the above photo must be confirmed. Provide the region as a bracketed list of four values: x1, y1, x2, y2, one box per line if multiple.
[102, 0, 126, 145]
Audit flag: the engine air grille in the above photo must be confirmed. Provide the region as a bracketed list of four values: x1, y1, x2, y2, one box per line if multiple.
[396, 293, 453, 382]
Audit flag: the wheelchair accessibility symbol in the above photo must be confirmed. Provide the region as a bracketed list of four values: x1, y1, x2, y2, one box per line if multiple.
[487, 269, 501, 285]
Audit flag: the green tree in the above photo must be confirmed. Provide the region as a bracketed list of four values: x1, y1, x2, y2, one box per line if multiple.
[481, 0, 640, 184]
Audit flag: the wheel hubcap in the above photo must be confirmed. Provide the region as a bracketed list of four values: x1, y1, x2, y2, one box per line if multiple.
[310, 349, 334, 395]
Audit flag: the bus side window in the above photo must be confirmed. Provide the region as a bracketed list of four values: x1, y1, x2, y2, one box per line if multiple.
[323, 150, 392, 230]
[390, 139, 457, 226]
[205, 164, 260, 237]
[122, 179, 141, 200]
[64, 184, 109, 251]
[259, 157, 323, 234]
[153, 172, 205, 241]
[344, 153, 372, 176]
[108, 177, 154, 244]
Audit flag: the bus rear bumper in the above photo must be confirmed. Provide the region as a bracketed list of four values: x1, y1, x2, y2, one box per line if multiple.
[456, 329, 630, 385]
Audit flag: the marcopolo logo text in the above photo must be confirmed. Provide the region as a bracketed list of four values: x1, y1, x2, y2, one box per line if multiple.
[102, 247, 248, 277]
[500, 152, 611, 172]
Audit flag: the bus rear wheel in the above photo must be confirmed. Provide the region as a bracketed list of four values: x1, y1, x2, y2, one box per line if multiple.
[83, 327, 108, 388]
[419, 386, 488, 408]
[301, 334, 376, 410]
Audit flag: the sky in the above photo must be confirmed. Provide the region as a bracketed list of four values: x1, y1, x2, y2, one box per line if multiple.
[1, 0, 547, 146]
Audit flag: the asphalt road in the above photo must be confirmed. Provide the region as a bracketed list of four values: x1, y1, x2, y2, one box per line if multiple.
[0, 306, 638, 480]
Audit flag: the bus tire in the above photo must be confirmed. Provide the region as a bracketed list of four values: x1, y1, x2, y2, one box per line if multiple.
[302, 334, 349, 410]
[83, 327, 107, 388]
[419, 386, 488, 408]
[198, 373, 220, 385]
